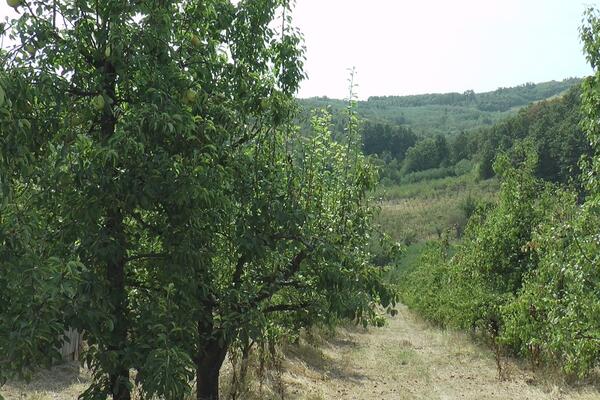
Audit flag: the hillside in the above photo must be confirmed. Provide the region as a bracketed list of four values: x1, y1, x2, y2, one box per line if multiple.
[299, 78, 581, 136]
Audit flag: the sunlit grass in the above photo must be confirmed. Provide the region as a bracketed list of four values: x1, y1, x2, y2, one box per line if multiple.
[372, 173, 499, 245]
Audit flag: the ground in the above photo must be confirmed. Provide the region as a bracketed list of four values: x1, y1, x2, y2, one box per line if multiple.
[281, 305, 600, 400]
[2, 305, 599, 400]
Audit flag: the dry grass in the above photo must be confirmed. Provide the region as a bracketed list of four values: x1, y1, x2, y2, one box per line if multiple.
[374, 175, 498, 244]
[1, 363, 91, 400]
[277, 305, 600, 400]
[3, 305, 599, 400]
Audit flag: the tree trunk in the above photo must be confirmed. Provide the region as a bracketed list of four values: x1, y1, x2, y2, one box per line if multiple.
[196, 341, 227, 400]
[102, 58, 130, 400]
[106, 209, 131, 400]
[196, 319, 227, 400]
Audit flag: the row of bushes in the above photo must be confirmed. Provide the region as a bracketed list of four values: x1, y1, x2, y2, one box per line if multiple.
[380, 159, 475, 186]
[399, 149, 600, 378]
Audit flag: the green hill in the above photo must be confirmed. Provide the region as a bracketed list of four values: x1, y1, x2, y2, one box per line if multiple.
[299, 78, 581, 136]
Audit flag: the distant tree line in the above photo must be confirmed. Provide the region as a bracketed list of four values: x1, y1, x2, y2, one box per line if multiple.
[366, 78, 580, 112]
[362, 84, 591, 188]
[299, 79, 580, 137]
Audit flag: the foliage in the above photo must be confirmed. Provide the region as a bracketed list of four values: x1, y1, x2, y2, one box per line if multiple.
[0, 2, 394, 400]
[399, 127, 600, 379]
[366, 79, 580, 112]
[402, 135, 449, 174]
[399, 150, 551, 326]
[299, 79, 579, 137]
[374, 171, 498, 248]
[398, 9, 600, 378]
[301, 78, 585, 189]
[501, 198, 600, 377]
[473, 86, 591, 184]
[361, 121, 417, 161]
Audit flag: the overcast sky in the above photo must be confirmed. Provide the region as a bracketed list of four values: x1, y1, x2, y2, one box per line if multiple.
[1, 1, 594, 99]
[293, 0, 594, 99]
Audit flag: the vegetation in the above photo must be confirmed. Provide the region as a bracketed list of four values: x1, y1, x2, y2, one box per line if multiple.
[472, 86, 590, 183]
[302, 77, 588, 189]
[397, 7, 600, 380]
[373, 172, 497, 245]
[376, 86, 589, 186]
[1, 0, 598, 398]
[299, 78, 580, 136]
[0, 2, 394, 400]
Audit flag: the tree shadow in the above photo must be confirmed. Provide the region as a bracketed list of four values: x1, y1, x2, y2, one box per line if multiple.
[6, 361, 90, 394]
[284, 338, 367, 383]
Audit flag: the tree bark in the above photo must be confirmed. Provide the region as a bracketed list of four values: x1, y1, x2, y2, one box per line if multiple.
[196, 319, 227, 400]
[106, 209, 131, 400]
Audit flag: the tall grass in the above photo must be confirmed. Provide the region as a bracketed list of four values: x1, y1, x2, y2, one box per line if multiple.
[372, 173, 498, 244]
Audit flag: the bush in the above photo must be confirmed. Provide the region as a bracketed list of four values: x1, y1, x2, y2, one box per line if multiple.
[400, 152, 600, 378]
[502, 200, 600, 377]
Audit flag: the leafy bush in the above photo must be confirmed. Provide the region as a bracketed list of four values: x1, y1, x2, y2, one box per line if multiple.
[400, 145, 600, 378]
[399, 166, 456, 184]
[502, 199, 600, 377]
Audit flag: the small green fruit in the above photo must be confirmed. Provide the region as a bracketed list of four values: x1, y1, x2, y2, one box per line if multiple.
[6, 0, 22, 9]
[92, 95, 105, 111]
[191, 35, 201, 48]
[184, 88, 197, 104]
[104, 46, 111, 58]
[0, 86, 5, 107]
[25, 44, 36, 55]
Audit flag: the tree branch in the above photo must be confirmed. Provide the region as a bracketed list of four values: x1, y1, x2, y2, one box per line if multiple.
[250, 248, 310, 306]
[263, 302, 311, 314]
[232, 255, 247, 287]
[125, 252, 167, 263]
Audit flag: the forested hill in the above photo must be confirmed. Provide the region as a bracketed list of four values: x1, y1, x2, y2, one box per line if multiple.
[299, 78, 581, 136]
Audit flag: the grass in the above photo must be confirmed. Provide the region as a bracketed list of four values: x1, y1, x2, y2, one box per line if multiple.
[4, 308, 600, 400]
[373, 172, 498, 245]
[0, 363, 91, 400]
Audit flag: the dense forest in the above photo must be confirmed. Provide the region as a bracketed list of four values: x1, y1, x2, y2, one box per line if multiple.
[363, 84, 589, 186]
[299, 78, 588, 187]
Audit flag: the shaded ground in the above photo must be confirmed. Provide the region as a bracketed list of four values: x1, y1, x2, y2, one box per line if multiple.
[2, 305, 599, 399]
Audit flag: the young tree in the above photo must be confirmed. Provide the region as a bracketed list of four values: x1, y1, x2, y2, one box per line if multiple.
[0, 2, 394, 399]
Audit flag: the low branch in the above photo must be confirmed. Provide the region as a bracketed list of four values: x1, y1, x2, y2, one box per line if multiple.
[263, 302, 311, 314]
[250, 248, 310, 306]
[125, 252, 167, 262]
[67, 87, 100, 97]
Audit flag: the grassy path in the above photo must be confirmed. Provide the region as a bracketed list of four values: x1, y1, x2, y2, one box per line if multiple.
[2, 304, 599, 399]
[282, 305, 600, 400]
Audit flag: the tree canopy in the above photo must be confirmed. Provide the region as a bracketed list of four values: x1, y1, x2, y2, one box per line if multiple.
[0, 2, 394, 400]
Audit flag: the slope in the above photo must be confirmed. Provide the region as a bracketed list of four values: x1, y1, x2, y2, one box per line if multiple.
[298, 78, 580, 136]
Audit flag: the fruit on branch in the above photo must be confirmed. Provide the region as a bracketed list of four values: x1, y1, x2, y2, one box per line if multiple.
[92, 95, 105, 111]
[6, 0, 22, 9]
[184, 88, 197, 104]
[191, 35, 201, 48]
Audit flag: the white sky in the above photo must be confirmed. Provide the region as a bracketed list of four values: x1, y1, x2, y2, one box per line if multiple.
[292, 0, 595, 99]
[1, 1, 595, 99]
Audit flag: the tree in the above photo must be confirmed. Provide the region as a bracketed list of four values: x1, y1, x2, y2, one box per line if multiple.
[402, 135, 449, 174]
[401, 10, 600, 377]
[361, 121, 417, 161]
[0, 2, 394, 400]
